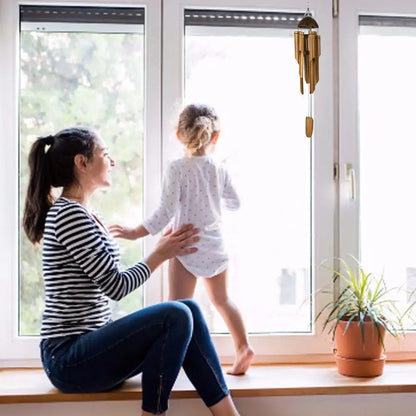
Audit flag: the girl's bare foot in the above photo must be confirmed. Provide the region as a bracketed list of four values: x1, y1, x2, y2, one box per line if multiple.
[227, 346, 254, 375]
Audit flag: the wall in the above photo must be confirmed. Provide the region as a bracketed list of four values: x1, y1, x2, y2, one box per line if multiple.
[1, 394, 416, 416]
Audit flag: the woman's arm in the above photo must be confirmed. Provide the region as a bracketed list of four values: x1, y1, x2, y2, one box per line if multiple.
[55, 203, 198, 300]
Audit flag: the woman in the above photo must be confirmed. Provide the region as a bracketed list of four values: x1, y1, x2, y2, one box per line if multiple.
[23, 127, 241, 416]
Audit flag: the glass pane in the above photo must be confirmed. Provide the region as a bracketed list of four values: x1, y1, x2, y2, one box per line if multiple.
[184, 24, 312, 333]
[19, 27, 145, 335]
[359, 23, 416, 325]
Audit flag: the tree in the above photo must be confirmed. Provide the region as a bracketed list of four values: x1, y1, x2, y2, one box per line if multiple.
[20, 30, 145, 335]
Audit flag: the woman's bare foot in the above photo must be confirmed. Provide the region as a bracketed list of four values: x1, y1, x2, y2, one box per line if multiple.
[226, 345, 254, 375]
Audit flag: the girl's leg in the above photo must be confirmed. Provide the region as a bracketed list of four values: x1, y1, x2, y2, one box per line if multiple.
[203, 271, 254, 375]
[168, 257, 197, 300]
[178, 299, 240, 416]
[41, 302, 193, 415]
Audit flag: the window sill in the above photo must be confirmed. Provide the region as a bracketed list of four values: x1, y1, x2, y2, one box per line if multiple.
[2, 362, 416, 404]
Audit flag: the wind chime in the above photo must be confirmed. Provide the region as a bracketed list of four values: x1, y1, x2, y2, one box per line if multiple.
[294, 7, 321, 138]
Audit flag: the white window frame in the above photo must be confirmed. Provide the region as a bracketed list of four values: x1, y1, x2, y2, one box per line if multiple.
[339, 0, 416, 357]
[162, 0, 336, 362]
[13, 0, 414, 366]
[0, 0, 162, 366]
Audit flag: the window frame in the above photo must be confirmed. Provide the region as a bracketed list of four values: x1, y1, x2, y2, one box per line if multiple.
[338, 0, 416, 356]
[162, 0, 336, 361]
[0, 0, 342, 366]
[0, 0, 162, 366]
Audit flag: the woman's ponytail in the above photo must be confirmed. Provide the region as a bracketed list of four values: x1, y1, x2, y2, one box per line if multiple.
[22, 127, 97, 244]
[23, 135, 55, 244]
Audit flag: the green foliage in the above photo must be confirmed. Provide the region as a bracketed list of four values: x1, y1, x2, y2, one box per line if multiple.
[316, 258, 416, 344]
[20, 30, 145, 335]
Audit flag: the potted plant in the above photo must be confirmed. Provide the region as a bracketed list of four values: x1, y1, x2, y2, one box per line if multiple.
[316, 258, 414, 377]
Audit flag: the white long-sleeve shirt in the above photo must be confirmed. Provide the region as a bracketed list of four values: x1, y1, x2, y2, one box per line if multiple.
[143, 155, 240, 277]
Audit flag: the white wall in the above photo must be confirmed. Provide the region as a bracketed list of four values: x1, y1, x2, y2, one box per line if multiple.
[1, 394, 416, 416]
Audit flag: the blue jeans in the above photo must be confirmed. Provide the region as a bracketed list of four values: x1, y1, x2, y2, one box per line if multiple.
[40, 299, 229, 414]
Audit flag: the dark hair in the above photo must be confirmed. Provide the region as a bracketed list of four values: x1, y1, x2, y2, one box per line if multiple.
[23, 127, 97, 244]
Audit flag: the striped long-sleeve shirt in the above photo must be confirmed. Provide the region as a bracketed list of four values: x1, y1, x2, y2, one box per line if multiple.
[41, 197, 150, 338]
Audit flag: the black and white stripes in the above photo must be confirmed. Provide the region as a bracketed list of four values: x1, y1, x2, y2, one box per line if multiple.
[41, 197, 150, 338]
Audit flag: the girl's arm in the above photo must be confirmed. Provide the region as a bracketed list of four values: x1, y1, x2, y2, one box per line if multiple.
[222, 169, 241, 210]
[142, 162, 181, 234]
[109, 163, 180, 239]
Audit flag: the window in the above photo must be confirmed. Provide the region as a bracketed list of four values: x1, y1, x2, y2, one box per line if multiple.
[1, 0, 342, 364]
[4, 0, 416, 367]
[0, 0, 161, 364]
[163, 0, 335, 358]
[184, 9, 312, 333]
[19, 5, 146, 336]
[339, 0, 416, 352]
[358, 15, 416, 329]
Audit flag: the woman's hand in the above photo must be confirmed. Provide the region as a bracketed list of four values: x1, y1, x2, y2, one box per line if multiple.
[156, 224, 199, 259]
[144, 224, 199, 272]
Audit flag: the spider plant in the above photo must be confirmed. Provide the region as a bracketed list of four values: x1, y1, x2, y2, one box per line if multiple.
[316, 258, 415, 345]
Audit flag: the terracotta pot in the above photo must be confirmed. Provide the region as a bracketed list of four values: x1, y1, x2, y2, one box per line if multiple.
[334, 319, 386, 377]
[335, 319, 385, 359]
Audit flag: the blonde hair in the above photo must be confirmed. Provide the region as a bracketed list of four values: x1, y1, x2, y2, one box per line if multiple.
[177, 104, 220, 154]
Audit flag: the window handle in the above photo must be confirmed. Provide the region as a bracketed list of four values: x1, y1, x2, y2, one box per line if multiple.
[346, 163, 356, 200]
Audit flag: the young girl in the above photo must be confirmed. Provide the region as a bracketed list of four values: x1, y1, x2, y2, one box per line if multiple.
[110, 104, 254, 375]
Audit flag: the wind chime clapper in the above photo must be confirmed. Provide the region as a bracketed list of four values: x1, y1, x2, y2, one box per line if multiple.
[294, 8, 321, 138]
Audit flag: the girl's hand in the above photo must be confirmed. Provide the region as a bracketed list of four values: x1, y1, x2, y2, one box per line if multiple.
[145, 224, 199, 272]
[108, 224, 138, 240]
[109, 224, 149, 240]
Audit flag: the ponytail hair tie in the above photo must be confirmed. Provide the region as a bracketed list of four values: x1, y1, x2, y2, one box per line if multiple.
[42, 135, 55, 153]
[194, 116, 211, 128]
